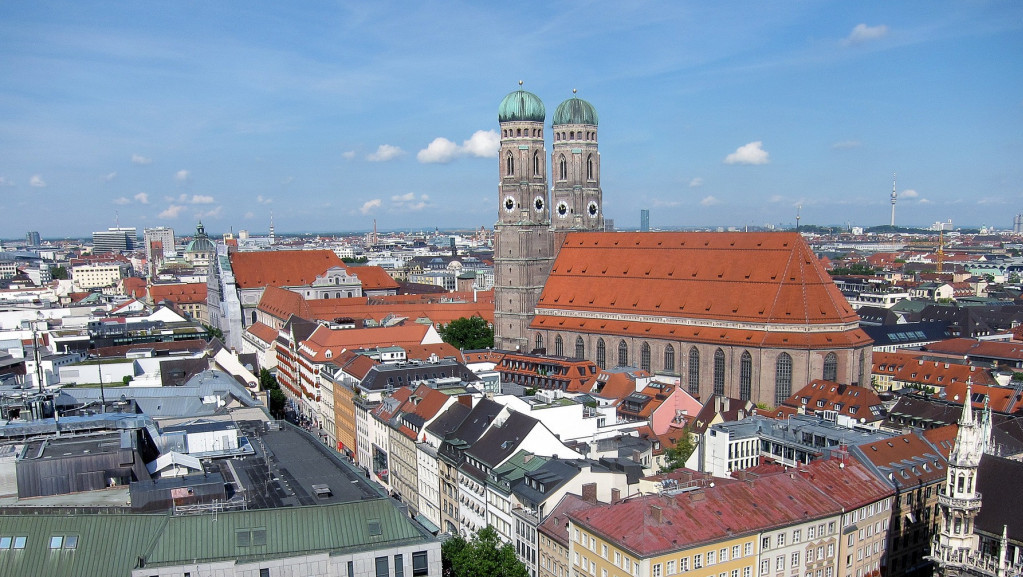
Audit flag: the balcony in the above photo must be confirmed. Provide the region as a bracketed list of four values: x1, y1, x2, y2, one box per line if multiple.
[937, 492, 981, 511]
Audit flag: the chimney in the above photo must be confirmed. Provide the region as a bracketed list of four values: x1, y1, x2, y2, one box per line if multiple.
[611, 488, 621, 503]
[723, 397, 730, 412]
[715, 396, 722, 412]
[650, 505, 663, 523]
[582, 483, 597, 504]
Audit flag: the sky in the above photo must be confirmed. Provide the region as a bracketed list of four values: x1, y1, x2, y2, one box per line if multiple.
[1, 1, 1021, 238]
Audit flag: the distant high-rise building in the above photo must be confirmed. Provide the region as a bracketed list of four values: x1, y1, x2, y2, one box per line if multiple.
[143, 227, 175, 277]
[92, 227, 137, 254]
[640, 209, 650, 232]
[603, 218, 614, 232]
[25, 231, 40, 247]
[1014, 214, 1023, 234]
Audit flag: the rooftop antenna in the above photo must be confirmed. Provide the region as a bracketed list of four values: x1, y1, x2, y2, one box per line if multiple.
[890, 173, 897, 228]
[115, 210, 120, 229]
[796, 205, 801, 231]
[269, 211, 275, 245]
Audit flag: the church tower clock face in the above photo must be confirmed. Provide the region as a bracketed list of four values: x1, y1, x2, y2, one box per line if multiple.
[587, 201, 599, 217]
[556, 201, 569, 218]
[534, 196, 545, 212]
[504, 196, 516, 213]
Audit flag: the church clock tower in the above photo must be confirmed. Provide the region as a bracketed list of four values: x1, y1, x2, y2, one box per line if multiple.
[551, 90, 603, 248]
[494, 83, 553, 352]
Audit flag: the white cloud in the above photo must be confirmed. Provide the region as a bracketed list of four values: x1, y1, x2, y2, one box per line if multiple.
[174, 193, 213, 204]
[918, 198, 932, 204]
[104, 171, 118, 182]
[113, 197, 130, 205]
[844, 23, 889, 45]
[29, 175, 46, 188]
[367, 144, 404, 162]
[175, 169, 190, 181]
[724, 141, 769, 165]
[391, 192, 429, 211]
[134, 192, 149, 204]
[417, 130, 500, 164]
[131, 154, 152, 165]
[0, 177, 13, 187]
[159, 205, 186, 219]
[256, 195, 272, 204]
[769, 195, 785, 203]
[417, 138, 460, 164]
[461, 130, 500, 158]
[700, 196, 720, 206]
[196, 206, 222, 219]
[901, 189, 919, 198]
[360, 199, 382, 214]
[651, 199, 682, 208]
[342, 150, 356, 160]
[244, 211, 255, 219]
[689, 177, 704, 188]
[831, 140, 862, 150]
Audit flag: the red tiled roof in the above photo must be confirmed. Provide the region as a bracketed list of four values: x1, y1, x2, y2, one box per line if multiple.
[349, 266, 400, 291]
[535, 233, 863, 342]
[121, 277, 147, 298]
[780, 380, 885, 423]
[149, 282, 207, 305]
[299, 324, 433, 363]
[855, 433, 947, 488]
[872, 350, 995, 388]
[245, 322, 278, 345]
[402, 342, 461, 361]
[230, 250, 347, 288]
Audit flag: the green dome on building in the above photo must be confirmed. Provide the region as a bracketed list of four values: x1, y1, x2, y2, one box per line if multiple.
[185, 221, 215, 254]
[498, 84, 546, 123]
[553, 95, 598, 126]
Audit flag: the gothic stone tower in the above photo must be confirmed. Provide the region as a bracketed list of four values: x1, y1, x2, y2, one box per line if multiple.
[550, 91, 603, 248]
[932, 380, 991, 576]
[494, 84, 554, 352]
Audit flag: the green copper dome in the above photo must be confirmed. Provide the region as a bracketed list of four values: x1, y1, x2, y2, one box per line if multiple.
[499, 87, 546, 123]
[553, 96, 598, 126]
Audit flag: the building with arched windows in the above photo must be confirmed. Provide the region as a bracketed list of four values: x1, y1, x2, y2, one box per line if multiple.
[493, 87, 871, 407]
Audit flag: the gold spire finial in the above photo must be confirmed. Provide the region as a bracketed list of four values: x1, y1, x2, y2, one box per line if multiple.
[572, 88, 577, 94]
[518, 80, 523, 87]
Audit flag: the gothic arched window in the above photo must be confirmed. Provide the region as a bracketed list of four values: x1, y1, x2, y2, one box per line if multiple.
[640, 343, 651, 372]
[558, 156, 567, 180]
[713, 349, 726, 395]
[506, 153, 514, 176]
[575, 337, 585, 360]
[535, 333, 543, 352]
[775, 353, 793, 407]
[740, 351, 753, 401]
[554, 335, 564, 357]
[587, 155, 594, 180]
[823, 352, 838, 382]
[533, 151, 541, 176]
[596, 339, 606, 369]
[617, 340, 628, 367]
[688, 347, 700, 396]
[664, 345, 675, 373]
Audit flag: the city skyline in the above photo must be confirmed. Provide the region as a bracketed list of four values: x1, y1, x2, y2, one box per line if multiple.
[1, 1, 1021, 237]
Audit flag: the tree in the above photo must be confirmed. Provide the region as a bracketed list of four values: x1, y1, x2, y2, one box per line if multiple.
[268, 389, 287, 419]
[443, 526, 528, 577]
[659, 427, 696, 473]
[439, 316, 494, 350]
[203, 324, 224, 342]
[259, 368, 277, 391]
[49, 266, 68, 280]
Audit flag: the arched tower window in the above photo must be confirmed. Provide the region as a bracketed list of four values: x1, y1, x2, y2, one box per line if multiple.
[596, 339, 606, 369]
[740, 351, 753, 401]
[535, 333, 544, 352]
[688, 347, 700, 396]
[664, 345, 675, 373]
[558, 156, 567, 180]
[617, 340, 628, 367]
[640, 343, 651, 373]
[823, 352, 838, 382]
[575, 337, 585, 359]
[554, 335, 564, 357]
[775, 353, 793, 407]
[506, 153, 514, 176]
[533, 151, 541, 176]
[586, 155, 594, 180]
[713, 349, 726, 395]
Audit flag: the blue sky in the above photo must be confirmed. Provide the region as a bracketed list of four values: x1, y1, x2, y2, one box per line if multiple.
[1, 1, 1021, 237]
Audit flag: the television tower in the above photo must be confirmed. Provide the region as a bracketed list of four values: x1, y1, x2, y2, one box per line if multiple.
[890, 173, 897, 227]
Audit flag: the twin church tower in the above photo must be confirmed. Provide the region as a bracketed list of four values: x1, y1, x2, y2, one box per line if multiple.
[494, 83, 604, 351]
